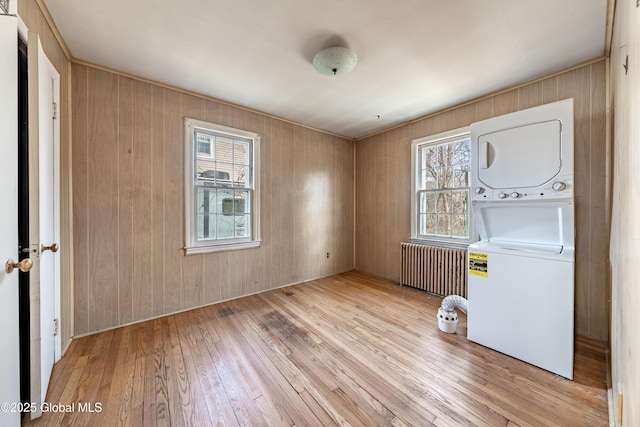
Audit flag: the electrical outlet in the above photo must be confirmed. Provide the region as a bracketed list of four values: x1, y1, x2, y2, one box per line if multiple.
[326, 252, 330, 259]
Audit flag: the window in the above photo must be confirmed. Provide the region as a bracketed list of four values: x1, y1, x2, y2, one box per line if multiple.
[184, 118, 260, 254]
[196, 133, 212, 156]
[411, 127, 472, 247]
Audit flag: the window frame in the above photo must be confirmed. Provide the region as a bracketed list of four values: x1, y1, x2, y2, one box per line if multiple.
[184, 117, 261, 255]
[410, 126, 474, 249]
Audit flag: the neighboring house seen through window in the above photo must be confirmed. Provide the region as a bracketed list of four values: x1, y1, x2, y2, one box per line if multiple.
[411, 127, 472, 247]
[184, 118, 261, 254]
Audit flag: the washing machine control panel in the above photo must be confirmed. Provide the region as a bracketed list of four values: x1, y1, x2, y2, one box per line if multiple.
[472, 176, 573, 202]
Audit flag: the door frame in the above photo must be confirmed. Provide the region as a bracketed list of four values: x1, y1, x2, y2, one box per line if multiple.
[26, 31, 62, 419]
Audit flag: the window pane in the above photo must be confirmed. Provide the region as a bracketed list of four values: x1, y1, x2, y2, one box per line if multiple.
[436, 214, 451, 236]
[212, 163, 231, 185]
[452, 190, 468, 214]
[233, 165, 248, 187]
[451, 139, 470, 166]
[197, 188, 216, 214]
[197, 213, 216, 240]
[438, 166, 453, 188]
[424, 192, 436, 213]
[452, 170, 469, 187]
[233, 140, 250, 165]
[420, 213, 436, 235]
[234, 215, 249, 238]
[217, 189, 234, 214]
[196, 133, 212, 156]
[451, 215, 468, 238]
[221, 198, 235, 215]
[221, 191, 248, 214]
[216, 215, 235, 239]
[421, 146, 439, 185]
[196, 159, 217, 183]
[438, 145, 453, 177]
[436, 192, 451, 214]
[215, 137, 234, 163]
[234, 191, 249, 213]
[422, 170, 437, 190]
[420, 146, 436, 170]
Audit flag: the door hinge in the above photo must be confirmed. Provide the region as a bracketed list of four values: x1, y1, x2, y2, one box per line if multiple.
[54, 318, 59, 336]
[52, 102, 58, 120]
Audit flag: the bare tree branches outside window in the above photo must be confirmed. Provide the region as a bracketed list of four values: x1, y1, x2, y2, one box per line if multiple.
[417, 136, 471, 239]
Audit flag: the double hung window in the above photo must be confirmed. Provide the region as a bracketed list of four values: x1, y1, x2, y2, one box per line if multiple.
[411, 127, 472, 247]
[184, 118, 260, 254]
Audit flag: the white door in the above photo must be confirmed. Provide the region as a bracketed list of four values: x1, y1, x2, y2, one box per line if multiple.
[28, 34, 61, 408]
[0, 14, 23, 427]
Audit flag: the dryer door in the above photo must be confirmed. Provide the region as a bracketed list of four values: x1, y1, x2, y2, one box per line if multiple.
[476, 120, 562, 189]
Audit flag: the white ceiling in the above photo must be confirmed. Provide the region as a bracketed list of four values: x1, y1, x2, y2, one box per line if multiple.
[44, 0, 607, 139]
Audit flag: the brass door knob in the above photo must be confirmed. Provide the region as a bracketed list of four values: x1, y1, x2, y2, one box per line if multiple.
[5, 258, 33, 274]
[42, 243, 59, 253]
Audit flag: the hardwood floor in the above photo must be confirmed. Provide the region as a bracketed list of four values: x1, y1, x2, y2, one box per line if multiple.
[23, 271, 609, 426]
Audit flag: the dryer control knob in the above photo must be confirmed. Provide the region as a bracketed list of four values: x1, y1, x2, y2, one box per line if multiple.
[552, 181, 566, 191]
[510, 192, 520, 198]
[474, 187, 485, 195]
[498, 192, 507, 199]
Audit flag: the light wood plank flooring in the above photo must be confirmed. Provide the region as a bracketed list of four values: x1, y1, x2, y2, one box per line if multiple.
[23, 271, 609, 426]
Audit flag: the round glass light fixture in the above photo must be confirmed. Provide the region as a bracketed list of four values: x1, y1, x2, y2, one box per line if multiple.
[312, 46, 358, 76]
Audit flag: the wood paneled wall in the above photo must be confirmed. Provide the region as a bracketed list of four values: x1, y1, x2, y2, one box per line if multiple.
[609, 0, 639, 424]
[20, 0, 611, 349]
[71, 63, 355, 336]
[355, 60, 609, 342]
[18, 0, 73, 352]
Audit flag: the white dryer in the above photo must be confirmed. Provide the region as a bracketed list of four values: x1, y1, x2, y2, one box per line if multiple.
[468, 99, 575, 379]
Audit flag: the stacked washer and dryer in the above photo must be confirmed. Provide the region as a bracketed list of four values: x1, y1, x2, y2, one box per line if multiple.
[467, 99, 575, 379]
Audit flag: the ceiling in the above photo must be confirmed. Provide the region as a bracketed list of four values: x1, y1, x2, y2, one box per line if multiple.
[44, 0, 608, 139]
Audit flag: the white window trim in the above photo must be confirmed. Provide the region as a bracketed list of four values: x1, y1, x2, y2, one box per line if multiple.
[184, 118, 261, 255]
[410, 126, 475, 249]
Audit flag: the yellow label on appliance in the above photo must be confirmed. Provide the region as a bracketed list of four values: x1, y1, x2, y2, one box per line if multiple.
[469, 252, 488, 277]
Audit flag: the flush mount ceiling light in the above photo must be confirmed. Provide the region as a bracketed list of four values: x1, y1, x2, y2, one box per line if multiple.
[312, 46, 358, 76]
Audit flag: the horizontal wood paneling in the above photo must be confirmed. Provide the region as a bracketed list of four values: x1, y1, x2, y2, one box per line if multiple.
[72, 63, 355, 336]
[356, 60, 610, 342]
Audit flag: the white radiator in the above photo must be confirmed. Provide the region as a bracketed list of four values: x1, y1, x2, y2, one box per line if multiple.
[401, 242, 468, 298]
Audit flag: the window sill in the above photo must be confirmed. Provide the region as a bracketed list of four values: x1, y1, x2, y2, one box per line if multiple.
[409, 237, 472, 250]
[184, 240, 261, 255]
